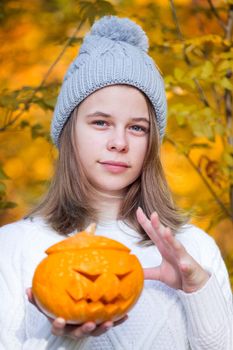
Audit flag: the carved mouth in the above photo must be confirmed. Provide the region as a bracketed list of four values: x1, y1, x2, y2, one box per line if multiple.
[66, 269, 133, 305]
[87, 297, 117, 304]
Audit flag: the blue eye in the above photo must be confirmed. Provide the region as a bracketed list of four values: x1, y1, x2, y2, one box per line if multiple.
[130, 125, 148, 133]
[93, 120, 107, 127]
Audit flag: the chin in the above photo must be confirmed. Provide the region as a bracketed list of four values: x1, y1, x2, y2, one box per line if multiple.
[98, 182, 129, 191]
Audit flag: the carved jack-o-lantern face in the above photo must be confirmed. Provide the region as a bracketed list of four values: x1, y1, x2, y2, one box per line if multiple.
[32, 224, 144, 324]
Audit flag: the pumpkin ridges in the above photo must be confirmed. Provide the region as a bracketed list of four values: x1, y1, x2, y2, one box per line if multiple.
[32, 228, 144, 324]
[46, 233, 130, 254]
[105, 303, 121, 319]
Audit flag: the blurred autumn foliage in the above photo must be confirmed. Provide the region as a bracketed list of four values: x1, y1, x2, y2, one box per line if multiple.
[0, 0, 232, 283]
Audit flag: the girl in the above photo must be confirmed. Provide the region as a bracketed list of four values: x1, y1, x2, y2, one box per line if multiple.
[0, 16, 232, 350]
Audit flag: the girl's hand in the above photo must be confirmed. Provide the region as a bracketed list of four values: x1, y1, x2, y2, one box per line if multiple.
[26, 288, 128, 339]
[136, 207, 210, 293]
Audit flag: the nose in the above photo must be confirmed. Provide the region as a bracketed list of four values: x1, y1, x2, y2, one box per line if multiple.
[107, 129, 129, 152]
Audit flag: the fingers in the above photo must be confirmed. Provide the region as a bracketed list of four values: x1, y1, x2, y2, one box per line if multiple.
[90, 321, 113, 337]
[159, 226, 185, 256]
[137, 207, 168, 241]
[143, 267, 161, 281]
[51, 319, 97, 338]
[26, 288, 54, 322]
[137, 207, 185, 257]
[51, 318, 68, 336]
[25, 287, 33, 302]
[51, 315, 128, 340]
[26, 286, 128, 339]
[113, 314, 128, 326]
[136, 207, 159, 244]
[137, 207, 211, 292]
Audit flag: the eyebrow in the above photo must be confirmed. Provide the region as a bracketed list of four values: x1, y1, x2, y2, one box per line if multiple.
[85, 111, 150, 124]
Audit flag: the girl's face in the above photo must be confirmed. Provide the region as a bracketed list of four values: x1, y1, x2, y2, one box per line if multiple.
[75, 85, 150, 196]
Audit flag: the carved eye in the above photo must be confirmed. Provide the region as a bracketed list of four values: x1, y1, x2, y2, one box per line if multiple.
[75, 270, 132, 282]
[76, 271, 100, 282]
[116, 271, 132, 281]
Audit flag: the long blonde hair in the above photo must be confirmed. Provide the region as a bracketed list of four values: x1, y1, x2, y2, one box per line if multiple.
[25, 89, 189, 244]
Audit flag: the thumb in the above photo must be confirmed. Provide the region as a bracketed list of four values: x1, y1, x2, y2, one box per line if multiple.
[26, 287, 34, 303]
[179, 261, 210, 293]
[179, 262, 194, 278]
[143, 267, 161, 281]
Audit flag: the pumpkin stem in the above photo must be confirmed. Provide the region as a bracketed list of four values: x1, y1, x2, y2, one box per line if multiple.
[85, 223, 96, 235]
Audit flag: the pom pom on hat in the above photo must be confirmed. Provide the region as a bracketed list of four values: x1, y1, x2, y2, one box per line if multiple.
[90, 16, 149, 52]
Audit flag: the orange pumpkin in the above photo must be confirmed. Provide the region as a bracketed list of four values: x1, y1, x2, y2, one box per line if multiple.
[32, 224, 144, 324]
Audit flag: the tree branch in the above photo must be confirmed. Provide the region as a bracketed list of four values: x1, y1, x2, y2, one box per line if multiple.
[207, 0, 227, 32]
[193, 78, 210, 107]
[224, 4, 233, 218]
[0, 19, 85, 133]
[169, 0, 210, 107]
[168, 0, 233, 219]
[169, 0, 183, 41]
[166, 137, 232, 219]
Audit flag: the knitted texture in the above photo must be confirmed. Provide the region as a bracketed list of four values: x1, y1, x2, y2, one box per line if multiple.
[0, 218, 232, 349]
[51, 16, 167, 147]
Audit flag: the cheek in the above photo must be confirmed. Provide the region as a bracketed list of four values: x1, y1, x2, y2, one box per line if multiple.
[76, 128, 104, 152]
[132, 139, 148, 168]
[76, 135, 105, 172]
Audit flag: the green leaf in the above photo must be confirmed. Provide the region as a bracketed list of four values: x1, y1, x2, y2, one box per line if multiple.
[201, 61, 214, 79]
[31, 123, 44, 139]
[174, 68, 184, 81]
[0, 182, 6, 194]
[0, 91, 19, 109]
[20, 120, 30, 129]
[0, 167, 10, 180]
[176, 143, 190, 156]
[0, 201, 17, 209]
[214, 123, 225, 136]
[219, 52, 233, 60]
[220, 77, 233, 90]
[67, 37, 83, 47]
[164, 75, 175, 86]
[35, 98, 55, 111]
[44, 97, 57, 109]
[190, 143, 211, 149]
[30, 123, 50, 141]
[176, 114, 186, 126]
[223, 153, 233, 166]
[187, 66, 202, 81]
[217, 60, 233, 72]
[79, 0, 116, 26]
[190, 120, 215, 140]
[200, 124, 215, 140]
[184, 78, 196, 89]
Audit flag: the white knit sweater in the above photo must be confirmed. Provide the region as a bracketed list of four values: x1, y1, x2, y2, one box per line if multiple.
[0, 217, 232, 350]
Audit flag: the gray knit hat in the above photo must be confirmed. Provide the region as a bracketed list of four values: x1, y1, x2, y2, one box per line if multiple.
[51, 16, 167, 147]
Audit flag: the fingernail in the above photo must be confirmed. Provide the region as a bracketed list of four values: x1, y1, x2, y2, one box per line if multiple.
[137, 207, 143, 215]
[55, 318, 66, 326]
[25, 288, 30, 296]
[104, 321, 113, 330]
[86, 324, 96, 332]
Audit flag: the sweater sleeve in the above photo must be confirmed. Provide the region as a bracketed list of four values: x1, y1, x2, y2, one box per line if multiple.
[176, 226, 233, 350]
[0, 220, 91, 350]
[0, 222, 27, 350]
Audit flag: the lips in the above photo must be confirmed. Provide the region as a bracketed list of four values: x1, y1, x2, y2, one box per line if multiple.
[99, 161, 130, 168]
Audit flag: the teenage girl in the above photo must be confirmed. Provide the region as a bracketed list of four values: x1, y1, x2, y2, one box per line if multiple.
[0, 16, 232, 350]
